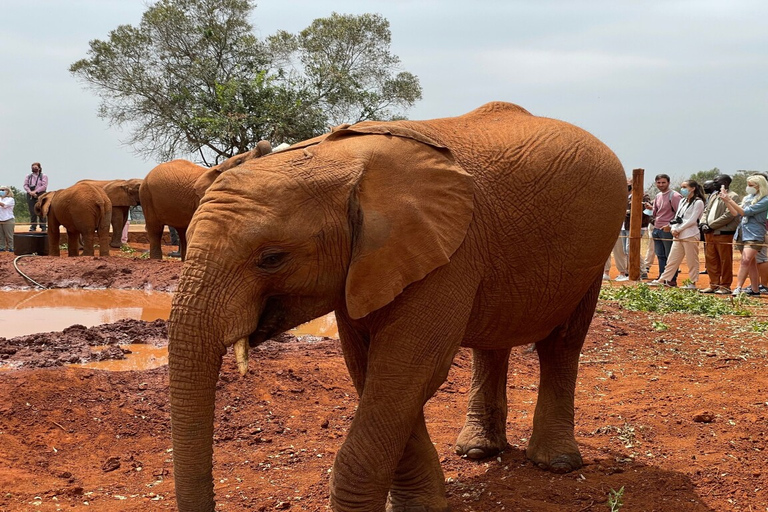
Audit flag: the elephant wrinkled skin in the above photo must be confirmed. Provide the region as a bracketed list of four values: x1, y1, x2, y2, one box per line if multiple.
[167, 102, 627, 512]
[35, 182, 112, 257]
[79, 179, 142, 248]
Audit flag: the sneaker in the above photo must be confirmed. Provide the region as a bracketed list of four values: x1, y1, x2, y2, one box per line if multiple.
[744, 288, 761, 297]
[699, 287, 716, 294]
[759, 285, 768, 295]
[640, 272, 648, 280]
[648, 279, 661, 287]
[615, 274, 629, 282]
[715, 287, 731, 295]
[682, 284, 697, 290]
[602, 273, 611, 280]
[668, 281, 677, 288]
[731, 287, 742, 296]
[168, 251, 182, 258]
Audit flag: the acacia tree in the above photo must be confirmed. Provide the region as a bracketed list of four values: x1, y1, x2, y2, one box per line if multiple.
[70, 0, 421, 165]
[267, 12, 422, 126]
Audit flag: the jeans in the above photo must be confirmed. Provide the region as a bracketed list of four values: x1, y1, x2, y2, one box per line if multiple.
[653, 228, 675, 280]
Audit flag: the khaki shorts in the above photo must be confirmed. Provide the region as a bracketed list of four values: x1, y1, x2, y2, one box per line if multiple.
[735, 239, 765, 252]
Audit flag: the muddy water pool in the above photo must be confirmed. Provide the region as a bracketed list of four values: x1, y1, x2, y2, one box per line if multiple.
[2, 289, 338, 370]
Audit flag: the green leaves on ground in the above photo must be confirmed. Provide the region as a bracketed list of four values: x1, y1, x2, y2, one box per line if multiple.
[599, 283, 752, 317]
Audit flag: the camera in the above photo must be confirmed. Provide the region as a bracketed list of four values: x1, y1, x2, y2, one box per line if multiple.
[668, 215, 683, 225]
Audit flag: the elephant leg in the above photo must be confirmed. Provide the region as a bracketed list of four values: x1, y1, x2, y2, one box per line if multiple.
[81, 231, 95, 257]
[98, 226, 111, 257]
[386, 411, 449, 512]
[145, 221, 164, 259]
[110, 207, 127, 248]
[331, 290, 470, 512]
[526, 274, 601, 473]
[454, 347, 511, 459]
[178, 227, 187, 261]
[68, 231, 82, 257]
[48, 219, 61, 257]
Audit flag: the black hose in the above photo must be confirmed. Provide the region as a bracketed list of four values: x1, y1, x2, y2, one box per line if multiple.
[12, 254, 48, 289]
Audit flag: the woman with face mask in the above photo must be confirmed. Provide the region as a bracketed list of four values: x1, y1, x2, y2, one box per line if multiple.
[23, 162, 48, 231]
[649, 180, 706, 289]
[0, 185, 15, 252]
[719, 174, 768, 296]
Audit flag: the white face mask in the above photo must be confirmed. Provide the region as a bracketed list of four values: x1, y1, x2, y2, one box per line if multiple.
[746, 186, 757, 195]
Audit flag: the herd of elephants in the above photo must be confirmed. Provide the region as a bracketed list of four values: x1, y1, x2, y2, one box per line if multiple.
[38, 102, 631, 511]
[34, 140, 274, 259]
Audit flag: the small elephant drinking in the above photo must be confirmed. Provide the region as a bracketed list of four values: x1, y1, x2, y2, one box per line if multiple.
[167, 102, 627, 511]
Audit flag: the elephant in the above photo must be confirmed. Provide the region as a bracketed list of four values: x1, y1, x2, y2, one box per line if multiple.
[35, 182, 112, 257]
[78, 179, 142, 248]
[140, 141, 272, 260]
[167, 102, 627, 512]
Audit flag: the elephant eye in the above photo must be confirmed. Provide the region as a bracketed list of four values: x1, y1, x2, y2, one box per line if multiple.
[257, 251, 288, 270]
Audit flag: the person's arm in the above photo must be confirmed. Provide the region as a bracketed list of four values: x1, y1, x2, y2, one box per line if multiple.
[719, 192, 744, 216]
[38, 174, 48, 193]
[742, 196, 768, 217]
[22, 175, 31, 194]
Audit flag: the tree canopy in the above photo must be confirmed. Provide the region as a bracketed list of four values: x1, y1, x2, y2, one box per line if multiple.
[70, 0, 421, 165]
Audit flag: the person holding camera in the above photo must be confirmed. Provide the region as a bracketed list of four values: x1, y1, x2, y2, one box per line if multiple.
[650, 174, 682, 284]
[719, 174, 768, 296]
[650, 180, 705, 289]
[699, 175, 740, 294]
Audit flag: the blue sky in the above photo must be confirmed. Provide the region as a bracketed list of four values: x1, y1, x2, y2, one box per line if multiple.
[1, 0, 766, 189]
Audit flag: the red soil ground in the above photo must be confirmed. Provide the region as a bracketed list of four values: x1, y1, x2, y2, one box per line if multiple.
[0, 239, 766, 511]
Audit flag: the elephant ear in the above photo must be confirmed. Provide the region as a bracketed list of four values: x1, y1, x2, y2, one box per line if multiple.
[193, 140, 273, 198]
[343, 130, 475, 319]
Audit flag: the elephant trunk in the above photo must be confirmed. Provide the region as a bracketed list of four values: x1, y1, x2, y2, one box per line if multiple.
[168, 273, 228, 511]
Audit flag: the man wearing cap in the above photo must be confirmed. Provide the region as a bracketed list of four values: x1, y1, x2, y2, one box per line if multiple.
[23, 162, 48, 231]
[699, 174, 739, 294]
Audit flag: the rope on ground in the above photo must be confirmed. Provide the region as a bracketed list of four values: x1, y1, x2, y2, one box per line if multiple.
[12, 254, 48, 289]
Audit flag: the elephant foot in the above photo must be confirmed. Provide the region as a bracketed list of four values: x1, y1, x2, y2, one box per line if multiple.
[454, 421, 508, 460]
[386, 493, 450, 512]
[526, 441, 583, 474]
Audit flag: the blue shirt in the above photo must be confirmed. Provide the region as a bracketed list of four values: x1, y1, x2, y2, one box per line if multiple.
[735, 195, 768, 242]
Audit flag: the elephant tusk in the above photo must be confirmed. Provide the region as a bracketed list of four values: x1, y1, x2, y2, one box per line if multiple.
[233, 337, 249, 376]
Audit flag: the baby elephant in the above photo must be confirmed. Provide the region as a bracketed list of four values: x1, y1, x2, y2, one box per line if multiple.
[35, 182, 112, 256]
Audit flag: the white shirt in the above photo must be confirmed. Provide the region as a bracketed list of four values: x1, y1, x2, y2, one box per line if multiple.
[0, 196, 15, 222]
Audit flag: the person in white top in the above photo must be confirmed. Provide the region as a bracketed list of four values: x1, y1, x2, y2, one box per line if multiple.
[650, 180, 706, 289]
[0, 185, 16, 252]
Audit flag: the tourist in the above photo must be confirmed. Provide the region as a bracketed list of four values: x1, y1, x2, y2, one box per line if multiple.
[650, 174, 682, 285]
[650, 180, 705, 289]
[699, 175, 739, 294]
[0, 185, 15, 252]
[23, 162, 48, 231]
[720, 175, 768, 296]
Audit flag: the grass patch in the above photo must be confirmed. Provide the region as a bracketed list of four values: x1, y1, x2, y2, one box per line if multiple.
[600, 283, 752, 317]
[607, 486, 625, 511]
